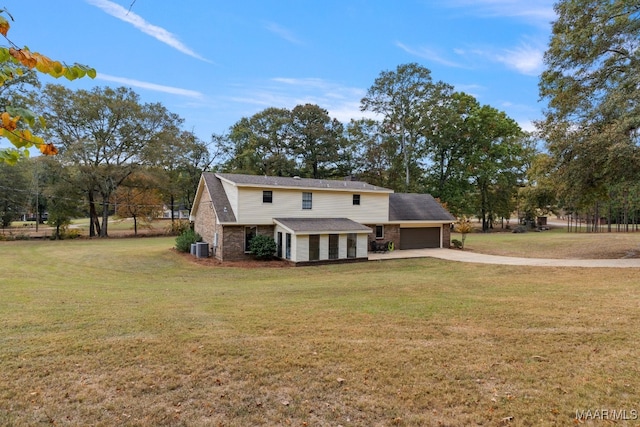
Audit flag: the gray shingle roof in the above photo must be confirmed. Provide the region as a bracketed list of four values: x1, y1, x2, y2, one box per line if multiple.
[202, 173, 236, 223]
[216, 173, 392, 193]
[389, 193, 456, 222]
[274, 218, 372, 233]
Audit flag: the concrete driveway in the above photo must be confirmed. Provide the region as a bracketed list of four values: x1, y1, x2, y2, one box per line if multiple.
[368, 248, 640, 268]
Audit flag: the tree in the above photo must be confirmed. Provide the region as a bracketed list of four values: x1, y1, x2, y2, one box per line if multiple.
[539, 0, 640, 215]
[288, 104, 345, 179]
[465, 105, 527, 231]
[114, 172, 163, 236]
[453, 216, 473, 249]
[346, 118, 397, 188]
[39, 84, 183, 237]
[145, 129, 218, 229]
[0, 8, 95, 164]
[222, 105, 347, 179]
[38, 157, 84, 239]
[422, 90, 479, 214]
[361, 63, 439, 191]
[225, 107, 294, 176]
[0, 159, 29, 228]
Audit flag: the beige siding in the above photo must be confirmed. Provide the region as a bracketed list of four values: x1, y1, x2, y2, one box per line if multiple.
[236, 188, 389, 224]
[221, 180, 239, 219]
[357, 234, 368, 258]
[319, 235, 328, 260]
[339, 234, 347, 259]
[295, 234, 307, 262]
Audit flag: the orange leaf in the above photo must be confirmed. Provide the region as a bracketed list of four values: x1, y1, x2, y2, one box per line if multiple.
[39, 143, 58, 156]
[1, 111, 18, 131]
[0, 16, 9, 37]
[9, 48, 37, 69]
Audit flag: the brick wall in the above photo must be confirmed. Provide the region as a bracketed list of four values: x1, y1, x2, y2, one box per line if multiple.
[193, 189, 216, 254]
[442, 224, 452, 248]
[365, 224, 400, 251]
[220, 225, 276, 261]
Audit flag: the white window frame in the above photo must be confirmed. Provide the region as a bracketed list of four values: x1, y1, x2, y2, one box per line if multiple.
[302, 192, 312, 210]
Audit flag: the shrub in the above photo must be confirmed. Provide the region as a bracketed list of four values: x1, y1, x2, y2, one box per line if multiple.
[165, 219, 191, 236]
[175, 228, 201, 253]
[451, 239, 463, 249]
[453, 216, 473, 249]
[249, 234, 277, 260]
[57, 227, 81, 240]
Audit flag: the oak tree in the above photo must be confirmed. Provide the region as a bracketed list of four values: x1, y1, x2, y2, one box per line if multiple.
[539, 0, 640, 212]
[39, 85, 182, 237]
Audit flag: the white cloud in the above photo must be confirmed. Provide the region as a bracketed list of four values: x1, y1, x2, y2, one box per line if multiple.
[264, 22, 303, 45]
[443, 0, 556, 26]
[86, 0, 210, 62]
[495, 43, 545, 76]
[97, 73, 204, 98]
[226, 77, 377, 123]
[469, 40, 544, 76]
[396, 42, 463, 68]
[452, 83, 486, 98]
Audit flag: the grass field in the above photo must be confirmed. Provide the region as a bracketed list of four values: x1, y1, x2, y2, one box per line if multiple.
[1, 236, 640, 426]
[455, 225, 640, 259]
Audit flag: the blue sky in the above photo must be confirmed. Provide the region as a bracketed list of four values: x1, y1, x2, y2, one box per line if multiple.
[5, 0, 555, 144]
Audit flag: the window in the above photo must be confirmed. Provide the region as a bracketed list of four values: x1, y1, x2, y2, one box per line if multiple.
[375, 225, 384, 239]
[302, 192, 312, 210]
[263, 190, 273, 203]
[353, 194, 360, 205]
[347, 233, 357, 258]
[328, 234, 339, 259]
[277, 232, 283, 258]
[285, 233, 291, 259]
[309, 235, 320, 261]
[244, 226, 257, 252]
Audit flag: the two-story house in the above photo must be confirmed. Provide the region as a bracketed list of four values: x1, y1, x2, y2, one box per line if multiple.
[190, 173, 455, 264]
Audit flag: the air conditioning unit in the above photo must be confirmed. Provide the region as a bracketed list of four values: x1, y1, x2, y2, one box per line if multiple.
[196, 242, 210, 258]
[190, 243, 197, 256]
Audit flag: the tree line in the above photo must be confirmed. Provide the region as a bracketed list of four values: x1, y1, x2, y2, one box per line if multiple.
[3, 0, 640, 236]
[1, 62, 533, 237]
[216, 63, 534, 231]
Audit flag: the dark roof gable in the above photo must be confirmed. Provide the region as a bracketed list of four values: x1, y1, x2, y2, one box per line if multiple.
[203, 173, 236, 223]
[389, 193, 455, 222]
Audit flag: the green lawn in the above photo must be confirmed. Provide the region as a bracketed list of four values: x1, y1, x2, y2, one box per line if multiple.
[1, 237, 639, 426]
[454, 226, 640, 259]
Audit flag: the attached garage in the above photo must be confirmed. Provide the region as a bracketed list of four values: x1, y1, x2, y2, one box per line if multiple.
[399, 227, 441, 249]
[388, 193, 456, 250]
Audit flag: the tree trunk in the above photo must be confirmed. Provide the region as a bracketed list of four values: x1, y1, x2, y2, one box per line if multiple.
[402, 131, 409, 192]
[100, 193, 110, 237]
[88, 190, 100, 237]
[170, 194, 175, 227]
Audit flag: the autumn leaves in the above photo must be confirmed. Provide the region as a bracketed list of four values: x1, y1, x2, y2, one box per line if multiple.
[0, 8, 96, 163]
